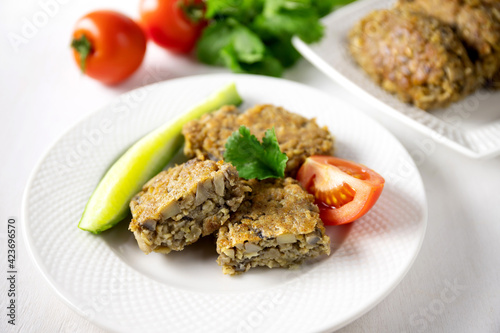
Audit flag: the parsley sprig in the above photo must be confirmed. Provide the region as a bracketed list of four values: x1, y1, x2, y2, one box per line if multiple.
[224, 126, 288, 179]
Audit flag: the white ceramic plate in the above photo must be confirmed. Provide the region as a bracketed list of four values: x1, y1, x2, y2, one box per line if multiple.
[293, 0, 500, 159]
[22, 74, 427, 333]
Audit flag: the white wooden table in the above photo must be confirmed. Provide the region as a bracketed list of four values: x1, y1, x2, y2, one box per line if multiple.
[1, 1, 499, 332]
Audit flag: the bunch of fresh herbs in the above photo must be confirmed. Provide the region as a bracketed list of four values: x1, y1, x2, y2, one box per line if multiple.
[196, 0, 355, 76]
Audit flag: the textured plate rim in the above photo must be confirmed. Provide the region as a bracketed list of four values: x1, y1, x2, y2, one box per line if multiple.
[21, 73, 428, 333]
[292, 0, 500, 160]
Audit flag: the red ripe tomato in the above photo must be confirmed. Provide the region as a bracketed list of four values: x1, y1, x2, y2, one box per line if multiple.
[71, 11, 147, 85]
[139, 0, 206, 54]
[297, 156, 385, 226]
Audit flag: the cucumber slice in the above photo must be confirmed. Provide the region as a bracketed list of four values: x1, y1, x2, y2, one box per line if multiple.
[78, 83, 242, 234]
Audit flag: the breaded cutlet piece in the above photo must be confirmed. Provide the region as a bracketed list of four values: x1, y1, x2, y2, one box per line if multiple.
[129, 159, 250, 254]
[397, 0, 500, 87]
[348, 9, 477, 110]
[182, 104, 334, 177]
[216, 177, 330, 275]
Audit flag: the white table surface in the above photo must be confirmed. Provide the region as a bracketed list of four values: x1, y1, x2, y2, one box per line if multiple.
[1, 1, 499, 332]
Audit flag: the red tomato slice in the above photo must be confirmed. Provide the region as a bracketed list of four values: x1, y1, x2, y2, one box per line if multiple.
[296, 156, 385, 226]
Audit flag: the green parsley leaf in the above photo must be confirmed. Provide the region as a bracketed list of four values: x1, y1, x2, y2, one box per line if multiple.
[205, 0, 240, 18]
[242, 55, 283, 76]
[221, 44, 283, 77]
[206, 0, 264, 21]
[262, 0, 310, 15]
[254, 8, 324, 43]
[220, 44, 243, 72]
[197, 22, 265, 65]
[232, 25, 266, 64]
[196, 21, 234, 65]
[224, 126, 288, 180]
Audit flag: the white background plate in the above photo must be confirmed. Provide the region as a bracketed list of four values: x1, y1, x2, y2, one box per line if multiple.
[293, 0, 500, 159]
[22, 74, 427, 333]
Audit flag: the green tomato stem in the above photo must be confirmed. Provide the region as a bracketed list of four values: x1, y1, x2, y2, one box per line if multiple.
[178, 0, 205, 24]
[71, 34, 92, 73]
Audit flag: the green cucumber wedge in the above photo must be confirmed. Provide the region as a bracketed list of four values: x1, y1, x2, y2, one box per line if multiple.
[79, 83, 242, 234]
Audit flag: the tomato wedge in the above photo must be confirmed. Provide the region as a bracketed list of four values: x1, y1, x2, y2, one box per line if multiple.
[296, 156, 385, 226]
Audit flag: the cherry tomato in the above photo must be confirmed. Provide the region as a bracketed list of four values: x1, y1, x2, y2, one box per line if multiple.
[297, 156, 385, 226]
[139, 0, 206, 54]
[71, 10, 147, 85]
